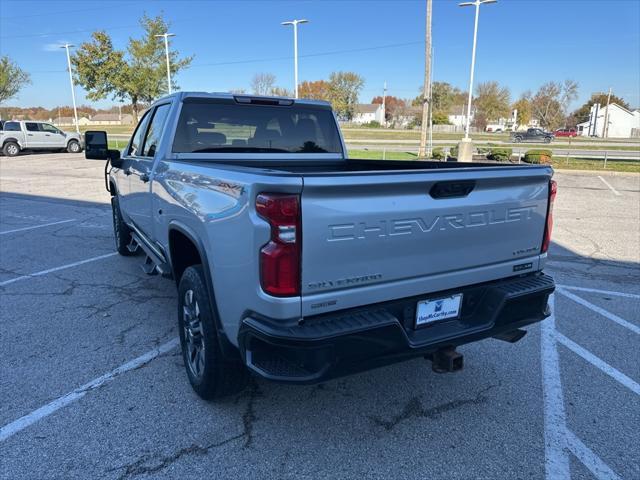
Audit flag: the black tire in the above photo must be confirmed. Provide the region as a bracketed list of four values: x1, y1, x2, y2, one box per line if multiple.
[67, 140, 81, 153]
[512, 136, 522, 143]
[544, 137, 552, 144]
[3, 141, 20, 157]
[178, 265, 248, 400]
[111, 196, 135, 256]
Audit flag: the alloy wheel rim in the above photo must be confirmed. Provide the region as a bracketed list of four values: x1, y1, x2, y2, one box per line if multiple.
[183, 289, 205, 379]
[8, 145, 18, 154]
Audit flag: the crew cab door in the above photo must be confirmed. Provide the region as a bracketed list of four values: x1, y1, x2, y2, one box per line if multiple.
[40, 123, 67, 148]
[124, 103, 171, 239]
[24, 122, 46, 148]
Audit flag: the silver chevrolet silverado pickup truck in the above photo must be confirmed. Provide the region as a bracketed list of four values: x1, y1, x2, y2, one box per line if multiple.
[84, 92, 556, 400]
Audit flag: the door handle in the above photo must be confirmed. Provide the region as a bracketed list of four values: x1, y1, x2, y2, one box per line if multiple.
[140, 173, 150, 183]
[27, 134, 34, 136]
[124, 168, 132, 176]
[45, 134, 51, 137]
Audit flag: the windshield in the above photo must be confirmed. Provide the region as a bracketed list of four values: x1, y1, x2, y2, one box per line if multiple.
[172, 101, 342, 154]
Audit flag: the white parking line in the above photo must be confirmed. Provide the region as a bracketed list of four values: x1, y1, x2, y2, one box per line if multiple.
[541, 294, 571, 479]
[556, 332, 640, 395]
[557, 284, 640, 300]
[557, 287, 640, 335]
[0, 219, 76, 235]
[597, 175, 621, 196]
[565, 430, 622, 480]
[0, 338, 179, 442]
[0, 252, 118, 287]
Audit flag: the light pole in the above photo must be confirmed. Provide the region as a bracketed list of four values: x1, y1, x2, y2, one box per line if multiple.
[457, 0, 496, 160]
[155, 33, 176, 94]
[60, 43, 79, 134]
[281, 19, 308, 98]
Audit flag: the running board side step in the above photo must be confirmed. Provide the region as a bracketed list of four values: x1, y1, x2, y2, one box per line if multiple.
[130, 232, 173, 279]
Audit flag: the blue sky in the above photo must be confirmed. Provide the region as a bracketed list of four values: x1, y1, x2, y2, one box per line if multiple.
[1, 0, 639, 109]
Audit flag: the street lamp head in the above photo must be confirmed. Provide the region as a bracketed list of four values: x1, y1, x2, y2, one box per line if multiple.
[282, 19, 309, 26]
[154, 33, 176, 38]
[59, 43, 74, 49]
[459, 0, 496, 6]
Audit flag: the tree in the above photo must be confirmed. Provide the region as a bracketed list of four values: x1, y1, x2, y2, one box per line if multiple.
[327, 71, 364, 120]
[530, 80, 578, 129]
[571, 91, 629, 124]
[371, 95, 406, 122]
[251, 73, 276, 95]
[0, 56, 31, 104]
[72, 15, 192, 122]
[298, 80, 330, 101]
[512, 94, 532, 127]
[473, 81, 511, 129]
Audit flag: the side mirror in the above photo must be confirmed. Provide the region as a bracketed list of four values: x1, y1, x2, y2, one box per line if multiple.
[85, 130, 109, 160]
[85, 130, 122, 167]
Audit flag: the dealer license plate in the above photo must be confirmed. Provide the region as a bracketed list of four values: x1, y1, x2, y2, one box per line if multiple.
[415, 294, 463, 326]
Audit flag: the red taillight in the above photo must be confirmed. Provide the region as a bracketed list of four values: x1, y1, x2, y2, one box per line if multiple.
[541, 180, 557, 253]
[256, 193, 301, 297]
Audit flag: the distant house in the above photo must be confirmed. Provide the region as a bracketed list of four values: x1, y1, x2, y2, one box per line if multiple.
[394, 106, 423, 128]
[576, 103, 640, 138]
[447, 105, 474, 128]
[89, 113, 134, 125]
[55, 116, 91, 127]
[351, 104, 385, 125]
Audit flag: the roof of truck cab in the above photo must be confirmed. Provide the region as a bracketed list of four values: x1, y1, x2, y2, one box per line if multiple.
[152, 91, 332, 108]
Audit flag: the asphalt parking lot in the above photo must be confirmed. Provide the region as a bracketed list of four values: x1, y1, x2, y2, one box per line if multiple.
[1, 153, 638, 480]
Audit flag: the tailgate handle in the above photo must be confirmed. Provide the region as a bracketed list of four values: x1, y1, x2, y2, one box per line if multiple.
[430, 181, 475, 199]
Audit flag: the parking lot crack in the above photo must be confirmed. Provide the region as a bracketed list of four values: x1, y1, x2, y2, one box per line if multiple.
[369, 384, 497, 432]
[109, 433, 245, 480]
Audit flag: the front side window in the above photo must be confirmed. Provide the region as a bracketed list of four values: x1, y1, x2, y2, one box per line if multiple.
[172, 101, 342, 154]
[25, 122, 39, 132]
[128, 110, 152, 156]
[41, 123, 61, 134]
[142, 104, 171, 157]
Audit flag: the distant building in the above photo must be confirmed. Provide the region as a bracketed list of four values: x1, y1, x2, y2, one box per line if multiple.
[576, 103, 640, 138]
[447, 104, 474, 128]
[351, 104, 385, 125]
[89, 113, 134, 125]
[394, 106, 423, 128]
[55, 116, 91, 127]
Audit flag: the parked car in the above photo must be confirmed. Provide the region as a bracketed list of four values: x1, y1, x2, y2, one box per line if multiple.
[554, 128, 578, 138]
[511, 128, 554, 143]
[84, 92, 556, 400]
[0, 120, 83, 156]
[485, 124, 505, 133]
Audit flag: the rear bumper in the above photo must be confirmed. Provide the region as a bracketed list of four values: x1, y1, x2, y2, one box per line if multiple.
[238, 273, 555, 384]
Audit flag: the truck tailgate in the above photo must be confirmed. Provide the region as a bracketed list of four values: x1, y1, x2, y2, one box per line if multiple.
[300, 166, 552, 316]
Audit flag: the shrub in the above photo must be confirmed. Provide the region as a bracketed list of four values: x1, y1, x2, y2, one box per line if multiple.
[432, 148, 446, 160]
[362, 120, 381, 128]
[523, 149, 553, 164]
[487, 147, 513, 162]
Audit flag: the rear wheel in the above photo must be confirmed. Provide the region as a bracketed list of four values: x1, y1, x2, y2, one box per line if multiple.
[512, 136, 522, 143]
[111, 196, 135, 256]
[3, 142, 20, 157]
[178, 265, 248, 400]
[67, 140, 81, 153]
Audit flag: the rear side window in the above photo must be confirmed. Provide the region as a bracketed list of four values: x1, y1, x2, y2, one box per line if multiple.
[142, 104, 170, 157]
[172, 101, 342, 154]
[3, 122, 20, 131]
[25, 122, 39, 132]
[128, 110, 152, 156]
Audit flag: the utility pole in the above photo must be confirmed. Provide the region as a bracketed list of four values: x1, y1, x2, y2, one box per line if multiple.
[282, 19, 308, 98]
[457, 0, 497, 161]
[603, 87, 612, 138]
[154, 33, 176, 94]
[418, 0, 433, 158]
[382, 81, 387, 127]
[428, 47, 434, 156]
[60, 43, 79, 134]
